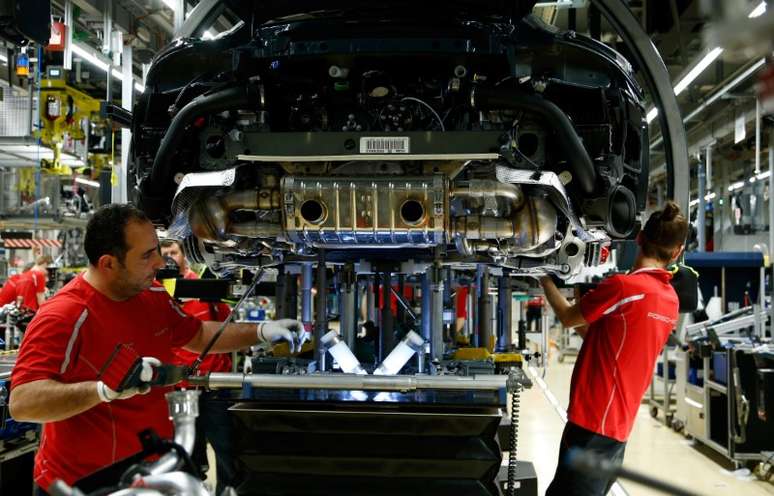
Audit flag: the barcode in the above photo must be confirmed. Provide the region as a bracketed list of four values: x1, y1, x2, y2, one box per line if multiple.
[359, 137, 410, 154]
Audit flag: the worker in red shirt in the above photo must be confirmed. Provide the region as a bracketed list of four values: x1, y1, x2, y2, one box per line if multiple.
[540, 201, 688, 495]
[13, 255, 52, 311]
[160, 238, 237, 493]
[0, 263, 32, 306]
[9, 204, 303, 495]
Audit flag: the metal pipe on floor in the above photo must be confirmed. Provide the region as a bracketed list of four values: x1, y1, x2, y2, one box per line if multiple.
[192, 372, 508, 391]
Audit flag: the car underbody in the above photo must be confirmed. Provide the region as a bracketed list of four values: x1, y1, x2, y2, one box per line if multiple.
[132, 2, 650, 279]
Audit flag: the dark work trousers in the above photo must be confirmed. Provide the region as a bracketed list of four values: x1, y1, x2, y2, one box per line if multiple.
[192, 390, 238, 494]
[546, 422, 626, 496]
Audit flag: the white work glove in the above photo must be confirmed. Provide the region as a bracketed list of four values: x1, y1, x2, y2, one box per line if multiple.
[96, 357, 162, 403]
[258, 319, 304, 353]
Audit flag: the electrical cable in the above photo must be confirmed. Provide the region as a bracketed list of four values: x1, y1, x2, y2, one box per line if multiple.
[507, 380, 522, 496]
[401, 96, 445, 131]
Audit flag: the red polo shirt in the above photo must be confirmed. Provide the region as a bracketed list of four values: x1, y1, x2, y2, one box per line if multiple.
[0, 273, 22, 305]
[11, 274, 202, 490]
[568, 268, 678, 442]
[170, 269, 233, 376]
[455, 286, 469, 318]
[14, 269, 47, 311]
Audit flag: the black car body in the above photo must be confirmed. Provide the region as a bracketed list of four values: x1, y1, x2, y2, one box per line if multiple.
[131, 0, 656, 277]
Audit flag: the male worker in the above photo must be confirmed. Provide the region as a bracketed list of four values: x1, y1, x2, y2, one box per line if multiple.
[160, 238, 237, 493]
[160, 239, 198, 280]
[14, 255, 53, 311]
[9, 204, 303, 494]
[540, 201, 688, 496]
[0, 263, 32, 306]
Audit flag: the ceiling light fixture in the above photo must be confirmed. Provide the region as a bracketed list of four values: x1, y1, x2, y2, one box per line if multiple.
[72, 43, 144, 93]
[647, 2, 765, 126]
[749, 1, 767, 18]
[75, 177, 101, 188]
[673, 47, 724, 96]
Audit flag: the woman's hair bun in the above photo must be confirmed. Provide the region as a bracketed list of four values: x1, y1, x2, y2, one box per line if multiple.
[661, 201, 680, 222]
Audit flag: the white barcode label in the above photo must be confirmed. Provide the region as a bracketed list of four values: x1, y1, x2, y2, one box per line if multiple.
[359, 137, 410, 154]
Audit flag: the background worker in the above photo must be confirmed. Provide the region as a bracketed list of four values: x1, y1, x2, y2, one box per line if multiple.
[0, 262, 33, 306]
[9, 204, 303, 494]
[14, 255, 53, 311]
[160, 238, 237, 493]
[540, 201, 688, 496]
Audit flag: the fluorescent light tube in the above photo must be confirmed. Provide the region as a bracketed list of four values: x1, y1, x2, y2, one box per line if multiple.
[72, 44, 109, 72]
[75, 177, 101, 188]
[749, 1, 766, 18]
[673, 47, 724, 96]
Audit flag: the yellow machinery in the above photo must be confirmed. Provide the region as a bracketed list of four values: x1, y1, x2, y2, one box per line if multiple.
[452, 347, 524, 373]
[37, 77, 110, 175]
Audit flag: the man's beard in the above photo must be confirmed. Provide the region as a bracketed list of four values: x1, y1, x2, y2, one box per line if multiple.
[115, 268, 153, 298]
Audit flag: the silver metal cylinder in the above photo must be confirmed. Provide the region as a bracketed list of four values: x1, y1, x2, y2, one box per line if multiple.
[191, 372, 507, 391]
[301, 263, 313, 324]
[430, 267, 445, 361]
[341, 276, 356, 349]
[149, 390, 200, 476]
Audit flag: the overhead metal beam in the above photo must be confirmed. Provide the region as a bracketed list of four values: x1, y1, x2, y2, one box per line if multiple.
[650, 57, 767, 151]
[178, 0, 226, 39]
[63, 0, 74, 70]
[71, 0, 132, 35]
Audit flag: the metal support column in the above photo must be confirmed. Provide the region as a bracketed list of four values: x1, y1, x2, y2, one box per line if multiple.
[366, 276, 376, 323]
[341, 265, 356, 349]
[755, 98, 761, 174]
[315, 252, 327, 370]
[421, 271, 431, 343]
[497, 272, 512, 351]
[172, 0, 185, 35]
[113, 43, 132, 203]
[443, 267, 452, 308]
[380, 269, 395, 360]
[478, 267, 492, 351]
[472, 267, 482, 347]
[102, 0, 113, 101]
[769, 129, 774, 337]
[430, 265, 445, 361]
[275, 266, 297, 320]
[63, 0, 73, 70]
[301, 263, 313, 325]
[697, 149, 708, 252]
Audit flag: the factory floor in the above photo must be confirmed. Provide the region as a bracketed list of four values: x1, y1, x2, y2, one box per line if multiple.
[519, 355, 774, 496]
